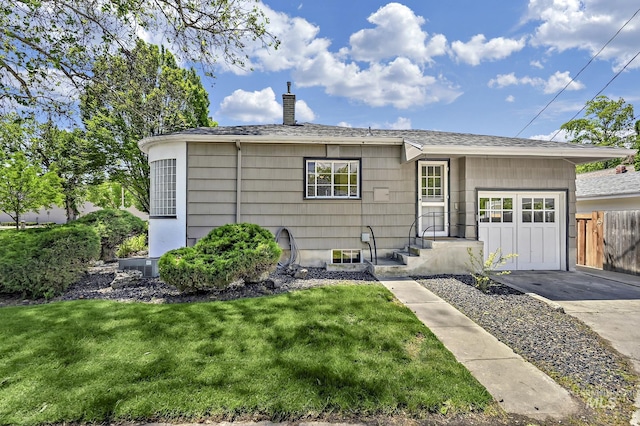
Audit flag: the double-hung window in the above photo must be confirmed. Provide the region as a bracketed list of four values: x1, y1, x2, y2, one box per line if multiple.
[150, 158, 176, 217]
[305, 159, 360, 199]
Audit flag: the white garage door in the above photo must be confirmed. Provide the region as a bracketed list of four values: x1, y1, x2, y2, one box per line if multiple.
[478, 192, 564, 270]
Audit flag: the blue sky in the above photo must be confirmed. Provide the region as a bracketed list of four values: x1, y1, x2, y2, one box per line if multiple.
[166, 1, 640, 140]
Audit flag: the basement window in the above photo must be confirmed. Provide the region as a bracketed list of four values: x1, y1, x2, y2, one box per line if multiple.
[150, 158, 176, 217]
[332, 249, 362, 264]
[305, 159, 360, 199]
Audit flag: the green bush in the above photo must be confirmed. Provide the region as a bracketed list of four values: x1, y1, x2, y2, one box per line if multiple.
[0, 224, 100, 299]
[75, 209, 147, 261]
[116, 233, 148, 258]
[159, 223, 282, 292]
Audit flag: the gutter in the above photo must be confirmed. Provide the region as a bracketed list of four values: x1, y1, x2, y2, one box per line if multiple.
[235, 140, 242, 223]
[139, 134, 405, 153]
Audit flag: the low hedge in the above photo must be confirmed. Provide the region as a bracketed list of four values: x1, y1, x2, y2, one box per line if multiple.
[159, 223, 282, 292]
[0, 224, 100, 299]
[75, 209, 147, 261]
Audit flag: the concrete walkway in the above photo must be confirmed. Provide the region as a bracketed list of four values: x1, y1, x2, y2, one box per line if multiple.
[378, 277, 581, 421]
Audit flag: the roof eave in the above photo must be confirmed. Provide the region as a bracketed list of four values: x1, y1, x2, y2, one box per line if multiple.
[138, 133, 405, 154]
[414, 145, 633, 163]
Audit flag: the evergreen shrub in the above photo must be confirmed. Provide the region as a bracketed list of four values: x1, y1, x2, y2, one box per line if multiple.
[0, 224, 100, 298]
[75, 209, 146, 261]
[159, 223, 281, 292]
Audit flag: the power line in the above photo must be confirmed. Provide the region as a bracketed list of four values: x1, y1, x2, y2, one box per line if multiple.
[549, 49, 640, 141]
[515, 6, 640, 138]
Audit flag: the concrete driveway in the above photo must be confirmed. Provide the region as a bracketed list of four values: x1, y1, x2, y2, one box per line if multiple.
[496, 267, 640, 425]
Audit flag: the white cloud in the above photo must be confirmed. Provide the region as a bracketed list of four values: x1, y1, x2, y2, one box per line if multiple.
[544, 71, 585, 93]
[337, 121, 352, 128]
[451, 34, 526, 66]
[530, 60, 544, 69]
[218, 88, 281, 122]
[216, 3, 461, 110]
[385, 117, 412, 129]
[295, 99, 316, 122]
[217, 87, 316, 123]
[488, 71, 584, 94]
[294, 54, 462, 108]
[506, 95, 516, 102]
[529, 129, 570, 142]
[527, 0, 640, 70]
[347, 3, 447, 64]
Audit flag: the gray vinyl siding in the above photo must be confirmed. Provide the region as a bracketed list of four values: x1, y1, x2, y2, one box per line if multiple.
[186, 142, 577, 266]
[186, 142, 415, 253]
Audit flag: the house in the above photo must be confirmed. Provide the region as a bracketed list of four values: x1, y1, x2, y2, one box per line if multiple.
[138, 85, 632, 276]
[576, 165, 640, 213]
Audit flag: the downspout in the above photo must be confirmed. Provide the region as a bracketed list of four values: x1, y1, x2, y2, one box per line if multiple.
[235, 140, 242, 223]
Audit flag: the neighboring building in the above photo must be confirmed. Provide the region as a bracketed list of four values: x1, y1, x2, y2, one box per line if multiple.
[0, 203, 148, 225]
[576, 165, 640, 213]
[138, 86, 632, 275]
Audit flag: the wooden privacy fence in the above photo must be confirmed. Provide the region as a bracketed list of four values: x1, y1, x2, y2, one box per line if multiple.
[577, 210, 640, 275]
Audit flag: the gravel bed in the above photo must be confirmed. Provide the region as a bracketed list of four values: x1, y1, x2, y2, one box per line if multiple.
[417, 275, 638, 415]
[20, 263, 379, 305]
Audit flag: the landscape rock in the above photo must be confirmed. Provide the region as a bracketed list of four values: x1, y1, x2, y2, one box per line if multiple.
[111, 269, 143, 289]
[293, 268, 308, 279]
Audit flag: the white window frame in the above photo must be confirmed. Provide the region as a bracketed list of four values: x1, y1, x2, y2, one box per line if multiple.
[417, 160, 449, 237]
[150, 158, 177, 217]
[305, 159, 361, 199]
[331, 249, 362, 264]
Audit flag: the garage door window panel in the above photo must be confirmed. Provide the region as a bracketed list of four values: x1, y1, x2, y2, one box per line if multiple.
[479, 196, 513, 223]
[521, 197, 555, 223]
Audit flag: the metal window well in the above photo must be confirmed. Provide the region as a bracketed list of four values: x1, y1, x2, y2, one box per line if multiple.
[118, 258, 159, 278]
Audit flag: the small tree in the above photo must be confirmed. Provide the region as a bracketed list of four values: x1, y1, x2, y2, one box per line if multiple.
[467, 247, 518, 293]
[86, 181, 137, 210]
[561, 96, 636, 173]
[0, 152, 62, 229]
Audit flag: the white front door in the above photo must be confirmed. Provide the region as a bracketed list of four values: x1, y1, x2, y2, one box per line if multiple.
[478, 191, 564, 270]
[418, 161, 448, 238]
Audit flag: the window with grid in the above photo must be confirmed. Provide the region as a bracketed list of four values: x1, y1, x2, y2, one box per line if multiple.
[306, 159, 360, 199]
[421, 165, 444, 201]
[521, 197, 555, 223]
[479, 197, 514, 223]
[150, 158, 176, 217]
[331, 249, 362, 264]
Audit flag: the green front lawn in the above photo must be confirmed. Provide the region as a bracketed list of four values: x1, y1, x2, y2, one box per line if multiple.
[0, 284, 492, 425]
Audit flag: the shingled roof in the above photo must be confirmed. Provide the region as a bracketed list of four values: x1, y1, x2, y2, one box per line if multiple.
[162, 123, 607, 149]
[139, 123, 632, 163]
[576, 167, 640, 199]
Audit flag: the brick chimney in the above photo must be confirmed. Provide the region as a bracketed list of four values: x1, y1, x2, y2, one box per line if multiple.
[282, 81, 296, 125]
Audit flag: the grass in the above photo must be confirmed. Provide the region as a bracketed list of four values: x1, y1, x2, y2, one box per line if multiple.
[0, 284, 492, 425]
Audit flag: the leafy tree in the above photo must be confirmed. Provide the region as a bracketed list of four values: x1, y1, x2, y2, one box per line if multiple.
[30, 122, 103, 222]
[1, 0, 277, 113]
[561, 96, 636, 172]
[81, 39, 213, 212]
[0, 152, 63, 229]
[87, 181, 137, 210]
[0, 113, 36, 160]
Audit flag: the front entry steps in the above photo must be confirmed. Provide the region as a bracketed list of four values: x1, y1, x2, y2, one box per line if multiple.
[366, 239, 484, 278]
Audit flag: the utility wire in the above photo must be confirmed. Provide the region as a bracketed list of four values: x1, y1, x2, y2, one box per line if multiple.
[549, 48, 640, 141]
[515, 6, 640, 138]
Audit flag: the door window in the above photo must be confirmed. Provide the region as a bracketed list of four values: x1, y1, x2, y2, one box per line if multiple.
[521, 197, 555, 223]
